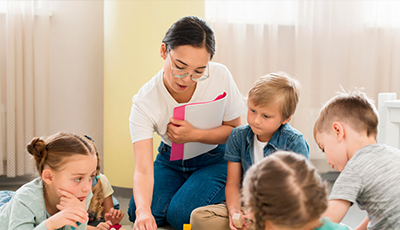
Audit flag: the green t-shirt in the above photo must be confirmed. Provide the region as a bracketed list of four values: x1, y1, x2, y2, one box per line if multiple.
[315, 217, 349, 230]
[0, 178, 92, 230]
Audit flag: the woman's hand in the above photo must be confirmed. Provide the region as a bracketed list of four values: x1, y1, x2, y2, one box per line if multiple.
[56, 189, 87, 211]
[104, 208, 124, 225]
[133, 209, 157, 230]
[96, 221, 112, 230]
[45, 207, 88, 230]
[167, 118, 197, 144]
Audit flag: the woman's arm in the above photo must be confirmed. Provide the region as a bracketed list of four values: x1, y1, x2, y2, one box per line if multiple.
[225, 161, 244, 230]
[132, 138, 157, 230]
[167, 116, 242, 145]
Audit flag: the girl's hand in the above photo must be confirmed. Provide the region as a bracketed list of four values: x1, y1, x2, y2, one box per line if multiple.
[96, 221, 112, 230]
[167, 118, 196, 144]
[133, 209, 157, 230]
[45, 207, 88, 230]
[241, 211, 253, 230]
[104, 208, 124, 225]
[229, 210, 252, 230]
[56, 189, 87, 211]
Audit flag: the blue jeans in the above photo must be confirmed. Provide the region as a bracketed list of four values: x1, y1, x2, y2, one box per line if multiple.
[0, 191, 15, 208]
[128, 142, 227, 230]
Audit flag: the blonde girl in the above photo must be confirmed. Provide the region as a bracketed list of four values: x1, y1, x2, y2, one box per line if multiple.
[0, 132, 97, 230]
[85, 136, 124, 229]
[242, 151, 348, 230]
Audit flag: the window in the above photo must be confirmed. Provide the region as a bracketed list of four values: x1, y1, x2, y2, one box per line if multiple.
[206, 0, 400, 28]
[205, 0, 297, 25]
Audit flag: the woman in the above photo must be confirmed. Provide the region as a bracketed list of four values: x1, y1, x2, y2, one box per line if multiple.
[128, 16, 246, 230]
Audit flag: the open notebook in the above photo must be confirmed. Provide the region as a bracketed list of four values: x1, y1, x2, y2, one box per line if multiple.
[170, 92, 227, 161]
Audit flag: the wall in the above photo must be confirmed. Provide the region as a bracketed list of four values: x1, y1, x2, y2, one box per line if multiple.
[48, 1, 104, 160]
[104, 1, 205, 188]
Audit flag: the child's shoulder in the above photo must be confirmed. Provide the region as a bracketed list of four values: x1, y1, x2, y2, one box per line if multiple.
[231, 124, 252, 136]
[279, 123, 303, 136]
[354, 143, 400, 159]
[98, 173, 111, 185]
[275, 123, 306, 143]
[227, 125, 252, 147]
[348, 144, 400, 170]
[13, 178, 44, 200]
[2, 178, 45, 214]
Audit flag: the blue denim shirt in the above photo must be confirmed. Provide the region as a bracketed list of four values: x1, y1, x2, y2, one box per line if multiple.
[224, 123, 309, 174]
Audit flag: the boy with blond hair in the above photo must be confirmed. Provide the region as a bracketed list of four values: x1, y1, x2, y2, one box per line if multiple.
[314, 89, 400, 229]
[190, 72, 309, 230]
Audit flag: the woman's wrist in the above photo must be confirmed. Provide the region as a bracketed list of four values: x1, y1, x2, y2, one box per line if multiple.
[135, 207, 152, 216]
[193, 128, 203, 142]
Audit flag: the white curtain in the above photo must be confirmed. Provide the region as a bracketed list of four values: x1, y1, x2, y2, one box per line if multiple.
[0, 1, 49, 177]
[206, 0, 400, 171]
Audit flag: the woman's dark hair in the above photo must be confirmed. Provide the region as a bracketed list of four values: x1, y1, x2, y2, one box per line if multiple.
[162, 16, 216, 60]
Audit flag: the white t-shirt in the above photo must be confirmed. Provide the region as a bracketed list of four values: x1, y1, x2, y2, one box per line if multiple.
[129, 62, 247, 146]
[253, 134, 268, 164]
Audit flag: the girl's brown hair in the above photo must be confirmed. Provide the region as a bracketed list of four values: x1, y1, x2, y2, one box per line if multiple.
[242, 151, 327, 230]
[27, 132, 96, 174]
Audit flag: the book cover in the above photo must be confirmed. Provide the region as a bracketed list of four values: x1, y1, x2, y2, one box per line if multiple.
[170, 92, 227, 161]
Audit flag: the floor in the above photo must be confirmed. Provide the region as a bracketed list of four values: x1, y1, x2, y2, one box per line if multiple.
[116, 195, 174, 230]
[0, 176, 367, 230]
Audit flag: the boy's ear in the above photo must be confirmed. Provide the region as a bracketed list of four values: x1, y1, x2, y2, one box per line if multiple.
[332, 122, 344, 142]
[160, 43, 167, 60]
[281, 116, 291, 125]
[42, 168, 54, 185]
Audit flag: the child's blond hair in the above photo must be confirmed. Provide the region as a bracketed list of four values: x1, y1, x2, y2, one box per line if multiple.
[85, 136, 104, 221]
[248, 72, 300, 121]
[242, 151, 327, 230]
[314, 88, 378, 138]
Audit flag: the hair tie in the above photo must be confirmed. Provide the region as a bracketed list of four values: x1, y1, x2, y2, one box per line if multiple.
[96, 175, 100, 179]
[84, 135, 94, 142]
[71, 222, 81, 230]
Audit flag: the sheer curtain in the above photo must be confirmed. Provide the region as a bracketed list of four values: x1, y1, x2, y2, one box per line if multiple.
[0, 1, 49, 177]
[206, 0, 400, 171]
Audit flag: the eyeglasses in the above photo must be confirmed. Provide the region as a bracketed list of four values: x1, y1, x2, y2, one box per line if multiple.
[168, 51, 209, 82]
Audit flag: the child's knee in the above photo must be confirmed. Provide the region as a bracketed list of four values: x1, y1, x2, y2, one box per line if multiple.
[190, 206, 212, 230]
[190, 206, 209, 224]
[190, 205, 229, 230]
